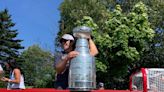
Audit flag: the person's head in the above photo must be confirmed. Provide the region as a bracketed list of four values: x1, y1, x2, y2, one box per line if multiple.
[6, 59, 20, 70]
[99, 82, 104, 86]
[98, 82, 104, 90]
[60, 34, 75, 52]
[132, 85, 137, 90]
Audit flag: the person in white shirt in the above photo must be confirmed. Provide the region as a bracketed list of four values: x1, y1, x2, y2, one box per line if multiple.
[0, 59, 25, 90]
[0, 64, 4, 75]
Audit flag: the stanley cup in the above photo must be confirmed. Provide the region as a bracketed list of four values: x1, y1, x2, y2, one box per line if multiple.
[68, 26, 96, 91]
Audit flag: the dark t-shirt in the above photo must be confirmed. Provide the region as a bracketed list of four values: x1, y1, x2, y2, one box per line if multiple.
[54, 51, 70, 89]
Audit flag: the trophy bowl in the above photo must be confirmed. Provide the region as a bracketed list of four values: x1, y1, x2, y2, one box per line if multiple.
[73, 26, 92, 38]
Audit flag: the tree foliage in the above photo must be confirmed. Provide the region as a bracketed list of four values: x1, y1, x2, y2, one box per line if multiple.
[95, 3, 154, 89]
[103, 1, 164, 70]
[21, 45, 54, 88]
[104, 0, 164, 29]
[0, 9, 24, 88]
[57, 0, 109, 43]
[0, 9, 24, 62]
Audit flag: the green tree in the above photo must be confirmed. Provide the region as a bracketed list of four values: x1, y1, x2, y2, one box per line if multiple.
[21, 45, 54, 88]
[57, 0, 109, 44]
[104, 0, 164, 29]
[0, 9, 24, 62]
[136, 28, 164, 69]
[94, 3, 154, 89]
[103, 1, 164, 73]
[0, 9, 24, 88]
[105, 0, 164, 75]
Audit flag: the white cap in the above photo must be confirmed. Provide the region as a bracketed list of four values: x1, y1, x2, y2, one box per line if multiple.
[61, 34, 74, 41]
[99, 82, 104, 87]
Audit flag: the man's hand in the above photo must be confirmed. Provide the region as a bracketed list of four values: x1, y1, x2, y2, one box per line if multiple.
[67, 51, 79, 60]
[55, 51, 79, 74]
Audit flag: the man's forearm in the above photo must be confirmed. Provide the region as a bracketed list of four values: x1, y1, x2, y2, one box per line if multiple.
[55, 56, 69, 74]
[89, 39, 98, 56]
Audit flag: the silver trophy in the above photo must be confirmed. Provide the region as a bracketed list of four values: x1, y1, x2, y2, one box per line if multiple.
[69, 26, 96, 91]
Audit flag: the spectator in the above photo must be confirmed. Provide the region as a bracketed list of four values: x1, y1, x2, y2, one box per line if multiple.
[0, 59, 25, 90]
[98, 82, 105, 90]
[0, 63, 4, 76]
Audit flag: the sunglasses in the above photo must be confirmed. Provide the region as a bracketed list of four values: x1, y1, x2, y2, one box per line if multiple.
[60, 39, 69, 43]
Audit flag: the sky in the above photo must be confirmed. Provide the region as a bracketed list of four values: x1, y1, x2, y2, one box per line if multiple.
[0, 0, 63, 53]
